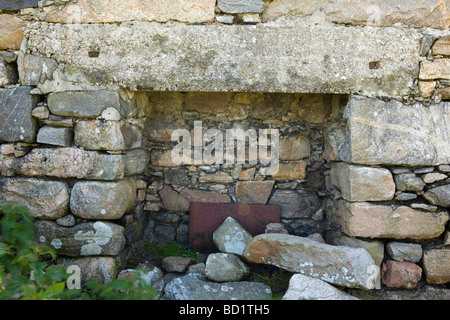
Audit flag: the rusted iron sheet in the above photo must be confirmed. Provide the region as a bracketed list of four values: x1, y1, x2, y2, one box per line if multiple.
[189, 202, 280, 253]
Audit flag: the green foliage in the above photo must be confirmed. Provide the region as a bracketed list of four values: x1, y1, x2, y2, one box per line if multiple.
[0, 202, 157, 300]
[145, 240, 198, 260]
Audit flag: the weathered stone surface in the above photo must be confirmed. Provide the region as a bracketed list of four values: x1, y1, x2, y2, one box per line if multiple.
[70, 181, 136, 220]
[334, 200, 449, 239]
[0, 87, 37, 143]
[74, 120, 142, 151]
[205, 253, 250, 282]
[18, 53, 58, 86]
[36, 220, 126, 257]
[438, 87, 450, 100]
[340, 97, 450, 166]
[218, 0, 264, 13]
[394, 174, 426, 192]
[0, 14, 26, 50]
[432, 36, 450, 56]
[381, 260, 422, 289]
[349, 285, 450, 300]
[235, 181, 274, 204]
[421, 172, 447, 184]
[25, 20, 421, 97]
[423, 248, 450, 284]
[279, 135, 310, 161]
[328, 232, 384, 267]
[198, 172, 234, 184]
[262, 0, 450, 29]
[243, 233, 376, 289]
[31, 106, 50, 120]
[386, 242, 423, 263]
[271, 162, 306, 181]
[423, 185, 450, 207]
[213, 216, 253, 256]
[265, 222, 289, 235]
[161, 256, 192, 273]
[3, 147, 124, 180]
[164, 274, 272, 300]
[330, 163, 395, 202]
[418, 81, 436, 98]
[297, 94, 332, 124]
[37, 126, 73, 147]
[322, 121, 346, 162]
[123, 149, 150, 176]
[0, 0, 38, 10]
[47, 91, 134, 119]
[45, 0, 216, 23]
[283, 273, 358, 300]
[419, 59, 450, 80]
[0, 178, 69, 220]
[58, 256, 120, 284]
[159, 185, 231, 212]
[0, 57, 17, 86]
[56, 214, 76, 227]
[268, 188, 320, 219]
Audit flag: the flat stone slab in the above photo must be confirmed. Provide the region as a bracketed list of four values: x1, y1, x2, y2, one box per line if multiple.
[189, 202, 280, 252]
[25, 19, 421, 98]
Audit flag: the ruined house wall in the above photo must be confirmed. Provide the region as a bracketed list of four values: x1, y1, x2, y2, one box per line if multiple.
[0, 0, 449, 294]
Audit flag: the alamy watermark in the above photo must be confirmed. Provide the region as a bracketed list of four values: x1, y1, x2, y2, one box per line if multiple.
[170, 121, 280, 175]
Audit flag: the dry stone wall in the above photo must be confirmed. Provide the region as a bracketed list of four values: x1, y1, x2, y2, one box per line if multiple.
[0, 0, 449, 299]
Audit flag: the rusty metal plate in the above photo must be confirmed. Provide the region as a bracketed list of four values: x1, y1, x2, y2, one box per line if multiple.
[189, 202, 280, 253]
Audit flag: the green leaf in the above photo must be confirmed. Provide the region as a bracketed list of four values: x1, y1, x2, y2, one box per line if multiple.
[44, 282, 66, 299]
[0, 243, 10, 257]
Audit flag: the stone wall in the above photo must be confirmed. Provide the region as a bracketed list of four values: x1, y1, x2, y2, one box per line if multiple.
[0, 0, 449, 296]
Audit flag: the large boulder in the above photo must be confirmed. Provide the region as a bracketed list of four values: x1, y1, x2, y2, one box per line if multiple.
[243, 233, 377, 289]
[164, 274, 272, 300]
[283, 273, 358, 300]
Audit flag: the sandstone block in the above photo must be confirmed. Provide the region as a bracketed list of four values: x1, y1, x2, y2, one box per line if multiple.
[262, 0, 450, 29]
[243, 233, 377, 289]
[123, 149, 150, 176]
[36, 220, 126, 257]
[340, 97, 450, 166]
[432, 36, 450, 56]
[271, 162, 306, 181]
[419, 59, 450, 80]
[381, 260, 422, 289]
[235, 181, 274, 205]
[394, 174, 426, 192]
[198, 172, 234, 184]
[279, 135, 310, 161]
[45, 0, 216, 23]
[423, 248, 450, 284]
[4, 147, 124, 180]
[335, 200, 449, 239]
[0, 87, 38, 143]
[161, 256, 192, 273]
[74, 120, 142, 151]
[25, 20, 421, 97]
[159, 185, 231, 212]
[0, 14, 27, 50]
[70, 181, 136, 220]
[297, 94, 332, 124]
[330, 163, 395, 201]
[0, 178, 69, 220]
[283, 273, 358, 300]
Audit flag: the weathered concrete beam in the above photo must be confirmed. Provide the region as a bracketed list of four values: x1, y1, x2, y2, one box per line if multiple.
[25, 18, 422, 97]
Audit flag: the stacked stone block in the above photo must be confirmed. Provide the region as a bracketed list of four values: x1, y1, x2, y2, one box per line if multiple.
[0, 0, 449, 296]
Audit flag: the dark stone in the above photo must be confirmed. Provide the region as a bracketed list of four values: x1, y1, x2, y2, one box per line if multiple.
[0, 0, 38, 10]
[0, 87, 38, 143]
[164, 168, 190, 186]
[268, 188, 321, 219]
